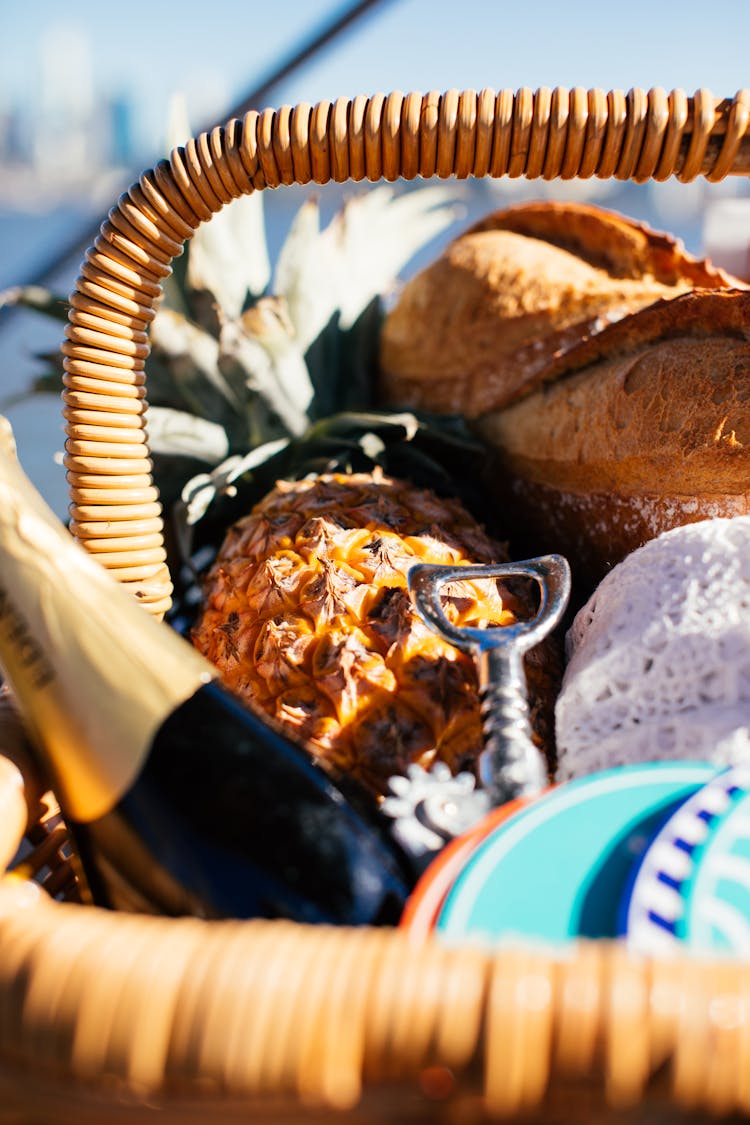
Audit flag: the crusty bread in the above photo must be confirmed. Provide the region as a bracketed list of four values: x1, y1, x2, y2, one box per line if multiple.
[477, 290, 750, 592]
[379, 201, 744, 418]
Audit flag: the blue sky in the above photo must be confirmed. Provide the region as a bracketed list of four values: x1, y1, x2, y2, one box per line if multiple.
[2, 0, 749, 160]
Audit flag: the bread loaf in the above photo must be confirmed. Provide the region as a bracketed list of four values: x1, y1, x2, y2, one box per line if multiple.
[379, 201, 742, 417]
[477, 289, 750, 590]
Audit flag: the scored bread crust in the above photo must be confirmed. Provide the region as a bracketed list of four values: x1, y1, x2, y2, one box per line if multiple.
[463, 201, 739, 285]
[477, 289, 750, 589]
[379, 201, 744, 418]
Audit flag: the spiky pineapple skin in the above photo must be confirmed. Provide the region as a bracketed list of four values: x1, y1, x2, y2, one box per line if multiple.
[192, 469, 554, 795]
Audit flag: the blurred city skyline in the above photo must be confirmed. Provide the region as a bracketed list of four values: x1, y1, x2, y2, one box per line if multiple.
[0, 1, 341, 203]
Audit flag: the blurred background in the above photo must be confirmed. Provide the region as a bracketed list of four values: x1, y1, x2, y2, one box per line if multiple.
[1, 0, 750, 514]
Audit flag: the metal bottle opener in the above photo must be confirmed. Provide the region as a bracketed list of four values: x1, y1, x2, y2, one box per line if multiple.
[381, 555, 571, 867]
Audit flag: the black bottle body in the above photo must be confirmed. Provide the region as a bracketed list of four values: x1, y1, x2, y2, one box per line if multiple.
[69, 681, 412, 926]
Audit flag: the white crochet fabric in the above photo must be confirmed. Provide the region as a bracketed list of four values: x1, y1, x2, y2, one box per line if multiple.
[556, 517, 750, 780]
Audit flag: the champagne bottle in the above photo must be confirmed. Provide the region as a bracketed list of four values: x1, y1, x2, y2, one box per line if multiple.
[0, 420, 411, 924]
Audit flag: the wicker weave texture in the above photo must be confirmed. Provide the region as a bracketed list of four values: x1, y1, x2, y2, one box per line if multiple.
[60, 86, 750, 618]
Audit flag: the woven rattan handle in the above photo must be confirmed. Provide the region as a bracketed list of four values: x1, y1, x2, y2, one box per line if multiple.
[62, 86, 750, 617]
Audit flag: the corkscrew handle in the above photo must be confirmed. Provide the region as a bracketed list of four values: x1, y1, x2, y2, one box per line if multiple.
[476, 645, 546, 803]
[408, 555, 571, 804]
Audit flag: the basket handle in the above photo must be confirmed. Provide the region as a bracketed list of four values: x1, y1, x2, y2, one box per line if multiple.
[61, 86, 750, 618]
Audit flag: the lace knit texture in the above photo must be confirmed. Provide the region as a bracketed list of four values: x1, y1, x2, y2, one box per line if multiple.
[556, 517, 750, 779]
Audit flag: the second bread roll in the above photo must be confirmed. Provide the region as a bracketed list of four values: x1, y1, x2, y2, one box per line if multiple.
[379, 201, 742, 417]
[477, 289, 750, 590]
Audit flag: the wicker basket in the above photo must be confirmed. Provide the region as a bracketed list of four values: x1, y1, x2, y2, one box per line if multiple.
[2, 85, 750, 1123]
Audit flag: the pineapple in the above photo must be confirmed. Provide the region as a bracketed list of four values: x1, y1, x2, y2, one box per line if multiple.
[191, 468, 556, 796]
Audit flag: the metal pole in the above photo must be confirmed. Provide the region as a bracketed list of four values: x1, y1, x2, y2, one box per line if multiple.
[230, 0, 396, 119]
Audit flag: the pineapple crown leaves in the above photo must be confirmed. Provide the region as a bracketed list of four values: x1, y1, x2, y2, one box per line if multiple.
[275, 185, 464, 354]
[4, 181, 460, 458]
[150, 180, 462, 451]
[184, 189, 272, 323]
[151, 92, 462, 450]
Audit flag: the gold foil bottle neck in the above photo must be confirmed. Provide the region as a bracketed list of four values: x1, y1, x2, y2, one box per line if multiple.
[0, 418, 215, 822]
